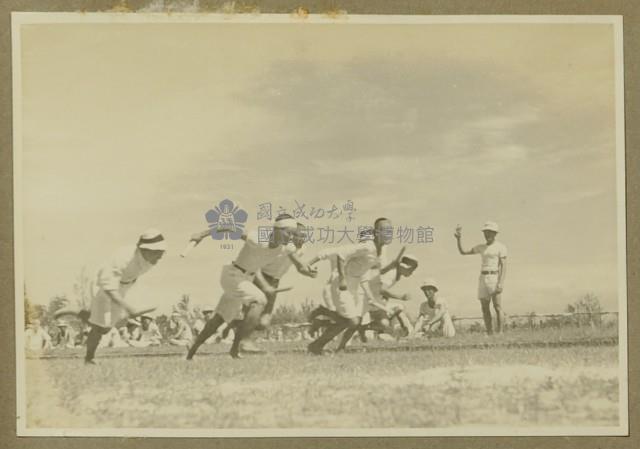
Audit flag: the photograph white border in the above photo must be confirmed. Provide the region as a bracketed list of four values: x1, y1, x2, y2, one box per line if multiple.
[11, 12, 628, 438]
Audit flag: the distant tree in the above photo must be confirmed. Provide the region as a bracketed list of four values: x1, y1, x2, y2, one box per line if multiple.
[47, 295, 70, 317]
[299, 298, 316, 320]
[271, 298, 317, 325]
[566, 293, 603, 328]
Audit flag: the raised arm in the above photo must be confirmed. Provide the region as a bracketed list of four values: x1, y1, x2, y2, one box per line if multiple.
[380, 246, 406, 275]
[454, 225, 474, 255]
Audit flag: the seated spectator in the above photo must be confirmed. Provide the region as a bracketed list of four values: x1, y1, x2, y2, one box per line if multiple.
[123, 318, 148, 347]
[25, 319, 52, 352]
[138, 314, 162, 346]
[53, 321, 77, 349]
[168, 312, 193, 347]
[412, 278, 456, 338]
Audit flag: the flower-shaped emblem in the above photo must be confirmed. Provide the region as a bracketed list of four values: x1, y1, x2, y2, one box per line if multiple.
[205, 199, 248, 240]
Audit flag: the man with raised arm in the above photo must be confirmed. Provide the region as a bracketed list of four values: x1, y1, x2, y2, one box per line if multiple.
[455, 221, 508, 335]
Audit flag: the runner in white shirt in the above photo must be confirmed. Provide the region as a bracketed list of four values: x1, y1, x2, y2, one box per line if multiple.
[307, 218, 408, 345]
[306, 228, 380, 355]
[360, 218, 415, 339]
[236, 222, 317, 353]
[84, 229, 167, 364]
[186, 214, 300, 359]
[412, 278, 456, 338]
[455, 221, 508, 335]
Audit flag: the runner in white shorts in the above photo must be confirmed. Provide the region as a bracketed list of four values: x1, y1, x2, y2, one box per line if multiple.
[455, 221, 508, 335]
[186, 214, 299, 359]
[232, 222, 317, 353]
[84, 228, 167, 364]
[306, 228, 379, 355]
[359, 217, 415, 339]
[308, 218, 412, 345]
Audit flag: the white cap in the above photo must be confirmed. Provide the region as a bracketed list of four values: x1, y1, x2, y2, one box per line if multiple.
[137, 228, 168, 251]
[202, 305, 215, 313]
[140, 313, 154, 320]
[481, 221, 499, 233]
[421, 278, 438, 291]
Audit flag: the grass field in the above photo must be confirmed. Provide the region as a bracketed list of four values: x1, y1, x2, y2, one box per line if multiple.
[24, 327, 621, 430]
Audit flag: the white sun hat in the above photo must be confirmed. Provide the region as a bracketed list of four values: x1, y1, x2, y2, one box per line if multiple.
[137, 228, 168, 251]
[481, 221, 499, 233]
[421, 278, 438, 291]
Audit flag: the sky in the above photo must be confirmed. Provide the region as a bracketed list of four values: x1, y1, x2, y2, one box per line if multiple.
[17, 19, 622, 319]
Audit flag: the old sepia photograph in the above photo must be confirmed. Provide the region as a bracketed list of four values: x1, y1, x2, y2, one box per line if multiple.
[12, 12, 627, 437]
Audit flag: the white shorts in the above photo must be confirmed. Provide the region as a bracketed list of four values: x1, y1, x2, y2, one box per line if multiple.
[330, 276, 365, 319]
[478, 273, 500, 300]
[322, 275, 339, 311]
[89, 284, 134, 329]
[215, 264, 267, 323]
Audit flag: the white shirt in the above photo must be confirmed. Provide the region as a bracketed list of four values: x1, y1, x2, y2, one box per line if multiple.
[472, 241, 508, 271]
[261, 247, 304, 279]
[317, 241, 378, 279]
[234, 230, 296, 274]
[419, 297, 449, 320]
[95, 245, 154, 291]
